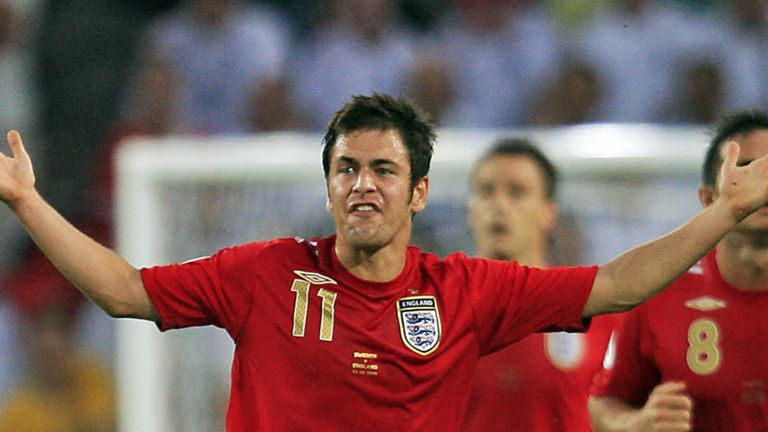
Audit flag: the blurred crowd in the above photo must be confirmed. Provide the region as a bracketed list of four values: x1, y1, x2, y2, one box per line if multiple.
[0, 0, 767, 429]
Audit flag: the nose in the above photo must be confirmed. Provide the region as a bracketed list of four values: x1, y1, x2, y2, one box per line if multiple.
[490, 188, 507, 208]
[353, 168, 376, 194]
[487, 189, 515, 216]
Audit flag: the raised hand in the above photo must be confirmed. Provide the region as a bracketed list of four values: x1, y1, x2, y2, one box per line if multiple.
[635, 382, 693, 432]
[717, 141, 768, 221]
[0, 130, 35, 208]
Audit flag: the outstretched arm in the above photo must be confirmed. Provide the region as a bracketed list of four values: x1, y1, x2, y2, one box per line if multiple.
[589, 382, 693, 432]
[583, 141, 767, 317]
[0, 130, 158, 320]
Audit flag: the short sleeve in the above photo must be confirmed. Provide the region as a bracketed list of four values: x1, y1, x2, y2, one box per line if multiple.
[590, 305, 658, 405]
[468, 258, 597, 354]
[141, 243, 262, 338]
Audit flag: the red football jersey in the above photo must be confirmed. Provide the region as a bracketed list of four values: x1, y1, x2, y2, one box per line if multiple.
[141, 235, 597, 431]
[463, 314, 620, 432]
[591, 249, 768, 431]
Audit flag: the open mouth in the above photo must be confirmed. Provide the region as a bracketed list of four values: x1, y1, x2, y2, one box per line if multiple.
[349, 202, 381, 215]
[489, 222, 508, 234]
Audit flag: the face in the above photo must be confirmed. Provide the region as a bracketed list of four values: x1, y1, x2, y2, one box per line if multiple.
[326, 129, 428, 251]
[468, 154, 556, 261]
[701, 129, 768, 232]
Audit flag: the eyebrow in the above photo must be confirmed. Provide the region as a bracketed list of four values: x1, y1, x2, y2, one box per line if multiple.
[337, 156, 400, 167]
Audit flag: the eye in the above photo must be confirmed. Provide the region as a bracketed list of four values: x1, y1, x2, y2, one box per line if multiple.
[506, 185, 526, 199]
[339, 166, 355, 174]
[477, 184, 493, 198]
[376, 167, 394, 175]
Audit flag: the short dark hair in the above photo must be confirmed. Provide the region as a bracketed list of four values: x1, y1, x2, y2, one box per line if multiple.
[703, 110, 768, 187]
[471, 137, 559, 199]
[322, 93, 436, 190]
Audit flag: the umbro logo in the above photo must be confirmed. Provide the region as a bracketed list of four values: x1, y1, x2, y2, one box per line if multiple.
[293, 270, 337, 285]
[684, 296, 727, 311]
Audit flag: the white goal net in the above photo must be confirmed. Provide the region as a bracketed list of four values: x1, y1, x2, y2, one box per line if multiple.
[114, 125, 709, 432]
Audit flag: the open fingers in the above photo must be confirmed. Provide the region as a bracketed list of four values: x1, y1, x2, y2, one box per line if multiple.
[720, 141, 740, 173]
[6, 130, 28, 160]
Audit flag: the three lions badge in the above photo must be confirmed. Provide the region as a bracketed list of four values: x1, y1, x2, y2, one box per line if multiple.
[397, 296, 441, 355]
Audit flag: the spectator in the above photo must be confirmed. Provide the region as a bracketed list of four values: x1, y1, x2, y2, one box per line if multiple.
[432, 0, 558, 127]
[246, 76, 310, 132]
[141, 0, 291, 134]
[90, 49, 181, 236]
[712, 0, 768, 112]
[290, 0, 418, 129]
[528, 59, 604, 126]
[574, 0, 702, 122]
[404, 53, 456, 127]
[655, 58, 724, 125]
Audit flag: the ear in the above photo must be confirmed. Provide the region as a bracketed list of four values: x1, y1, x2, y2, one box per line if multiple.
[698, 185, 716, 208]
[410, 176, 430, 214]
[326, 195, 332, 211]
[540, 202, 559, 233]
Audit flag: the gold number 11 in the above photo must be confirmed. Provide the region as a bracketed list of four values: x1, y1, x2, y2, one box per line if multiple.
[291, 279, 338, 341]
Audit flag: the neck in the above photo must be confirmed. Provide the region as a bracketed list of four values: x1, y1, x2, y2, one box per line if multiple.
[717, 231, 768, 291]
[335, 232, 410, 283]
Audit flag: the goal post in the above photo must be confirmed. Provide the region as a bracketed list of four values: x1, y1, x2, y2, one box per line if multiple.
[114, 124, 708, 432]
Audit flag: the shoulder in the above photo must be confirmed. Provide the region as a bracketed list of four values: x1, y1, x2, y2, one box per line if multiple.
[417, 250, 512, 272]
[211, 236, 324, 264]
[415, 251, 529, 289]
[432, 251, 519, 268]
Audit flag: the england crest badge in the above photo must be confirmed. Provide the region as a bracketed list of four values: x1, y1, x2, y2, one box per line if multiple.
[397, 296, 441, 355]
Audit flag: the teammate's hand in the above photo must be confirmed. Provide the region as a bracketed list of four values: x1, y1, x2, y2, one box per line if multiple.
[718, 141, 768, 222]
[0, 130, 35, 208]
[634, 381, 693, 431]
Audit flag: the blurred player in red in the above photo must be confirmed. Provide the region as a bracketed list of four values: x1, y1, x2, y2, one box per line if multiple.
[589, 110, 768, 431]
[2, 94, 768, 431]
[463, 138, 620, 431]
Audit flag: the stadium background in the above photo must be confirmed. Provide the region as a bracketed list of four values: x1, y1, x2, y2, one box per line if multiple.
[0, 0, 766, 430]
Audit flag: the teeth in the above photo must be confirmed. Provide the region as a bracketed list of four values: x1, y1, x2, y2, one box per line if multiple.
[355, 204, 375, 211]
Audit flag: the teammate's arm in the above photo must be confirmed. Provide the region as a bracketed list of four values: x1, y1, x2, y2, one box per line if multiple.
[0, 130, 158, 320]
[583, 142, 768, 317]
[589, 382, 693, 432]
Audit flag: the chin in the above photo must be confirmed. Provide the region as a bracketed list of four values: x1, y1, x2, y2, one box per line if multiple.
[345, 228, 389, 249]
[488, 250, 512, 261]
[496, 254, 513, 261]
